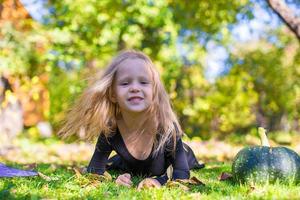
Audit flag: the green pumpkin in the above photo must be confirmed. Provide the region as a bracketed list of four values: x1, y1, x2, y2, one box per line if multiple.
[232, 128, 300, 184]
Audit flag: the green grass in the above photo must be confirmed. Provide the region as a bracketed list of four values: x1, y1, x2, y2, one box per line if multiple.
[1, 135, 300, 200]
[1, 162, 300, 200]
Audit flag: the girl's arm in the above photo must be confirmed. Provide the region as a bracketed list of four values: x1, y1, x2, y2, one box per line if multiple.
[87, 134, 112, 174]
[170, 138, 190, 179]
[154, 138, 190, 185]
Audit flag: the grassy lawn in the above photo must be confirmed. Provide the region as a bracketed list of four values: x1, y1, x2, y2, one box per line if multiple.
[1, 136, 300, 199]
[1, 162, 300, 200]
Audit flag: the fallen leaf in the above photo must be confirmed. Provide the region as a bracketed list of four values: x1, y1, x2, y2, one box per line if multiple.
[191, 176, 205, 185]
[77, 170, 112, 188]
[38, 172, 52, 181]
[85, 171, 112, 182]
[219, 172, 233, 181]
[103, 171, 112, 181]
[89, 180, 101, 188]
[80, 180, 100, 188]
[176, 176, 205, 186]
[79, 174, 105, 188]
[166, 181, 190, 191]
[23, 163, 37, 171]
[73, 167, 82, 178]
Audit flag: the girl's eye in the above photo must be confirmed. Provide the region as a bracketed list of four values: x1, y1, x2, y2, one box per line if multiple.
[141, 81, 149, 85]
[120, 82, 128, 86]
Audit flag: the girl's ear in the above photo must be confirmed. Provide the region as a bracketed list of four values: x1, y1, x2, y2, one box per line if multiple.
[110, 91, 117, 103]
[111, 96, 116, 103]
[109, 80, 117, 103]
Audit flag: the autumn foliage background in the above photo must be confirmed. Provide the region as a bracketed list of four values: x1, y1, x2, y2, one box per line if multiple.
[0, 0, 299, 147]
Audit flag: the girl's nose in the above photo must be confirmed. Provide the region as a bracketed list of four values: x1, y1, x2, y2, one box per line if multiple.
[129, 82, 140, 92]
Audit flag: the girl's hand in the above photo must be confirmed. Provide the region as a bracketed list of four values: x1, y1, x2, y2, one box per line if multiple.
[115, 173, 132, 187]
[137, 178, 161, 190]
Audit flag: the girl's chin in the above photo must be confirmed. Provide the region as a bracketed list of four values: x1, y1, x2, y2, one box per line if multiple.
[124, 106, 150, 113]
[127, 108, 147, 113]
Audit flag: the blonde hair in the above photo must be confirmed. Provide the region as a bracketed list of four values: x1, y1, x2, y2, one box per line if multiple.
[59, 50, 182, 156]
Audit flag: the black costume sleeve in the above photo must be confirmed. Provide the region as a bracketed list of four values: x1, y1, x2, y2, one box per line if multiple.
[171, 138, 190, 179]
[87, 134, 112, 175]
[154, 138, 190, 185]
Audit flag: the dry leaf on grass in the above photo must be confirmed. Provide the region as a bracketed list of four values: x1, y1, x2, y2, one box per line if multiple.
[80, 179, 100, 188]
[77, 170, 112, 188]
[176, 176, 205, 186]
[38, 172, 52, 181]
[85, 171, 112, 182]
[102, 171, 112, 181]
[23, 163, 37, 171]
[72, 167, 87, 178]
[38, 172, 58, 181]
[166, 176, 205, 191]
[80, 172, 111, 188]
[219, 172, 233, 181]
[80, 178, 101, 188]
[71, 166, 111, 181]
[166, 181, 190, 191]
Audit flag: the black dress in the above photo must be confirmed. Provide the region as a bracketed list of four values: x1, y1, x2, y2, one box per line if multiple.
[87, 127, 204, 185]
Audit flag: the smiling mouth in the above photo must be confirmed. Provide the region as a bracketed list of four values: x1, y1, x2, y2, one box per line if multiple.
[128, 97, 144, 103]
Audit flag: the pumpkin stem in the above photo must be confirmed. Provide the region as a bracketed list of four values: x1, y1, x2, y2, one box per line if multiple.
[258, 127, 270, 147]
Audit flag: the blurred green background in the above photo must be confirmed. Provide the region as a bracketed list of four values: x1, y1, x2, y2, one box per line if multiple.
[0, 0, 299, 143]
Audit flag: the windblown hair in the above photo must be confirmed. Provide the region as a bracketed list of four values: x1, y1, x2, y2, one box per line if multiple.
[59, 50, 182, 156]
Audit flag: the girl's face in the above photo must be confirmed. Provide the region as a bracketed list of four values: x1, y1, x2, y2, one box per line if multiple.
[113, 58, 153, 114]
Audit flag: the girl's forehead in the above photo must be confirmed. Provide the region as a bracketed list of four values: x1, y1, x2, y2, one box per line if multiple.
[115, 58, 152, 78]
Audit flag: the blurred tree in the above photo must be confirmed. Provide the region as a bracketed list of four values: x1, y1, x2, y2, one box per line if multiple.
[0, 0, 32, 30]
[0, 76, 23, 145]
[47, 0, 251, 135]
[0, 0, 51, 128]
[5, 0, 298, 139]
[229, 27, 300, 132]
[267, 0, 300, 40]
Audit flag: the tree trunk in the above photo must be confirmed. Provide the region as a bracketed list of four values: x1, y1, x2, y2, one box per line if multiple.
[117, 27, 126, 51]
[267, 0, 300, 40]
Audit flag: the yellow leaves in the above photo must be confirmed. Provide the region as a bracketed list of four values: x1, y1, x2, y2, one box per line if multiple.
[71, 167, 112, 188]
[97, 13, 109, 23]
[38, 172, 58, 181]
[31, 76, 39, 84]
[73, 166, 84, 178]
[103, 171, 113, 181]
[83, 4, 96, 14]
[86, 171, 112, 182]
[1, 90, 18, 108]
[181, 176, 205, 185]
[182, 107, 197, 117]
[166, 181, 189, 191]
[166, 176, 205, 191]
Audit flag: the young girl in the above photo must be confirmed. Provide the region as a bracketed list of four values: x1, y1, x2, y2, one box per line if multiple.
[59, 50, 204, 188]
